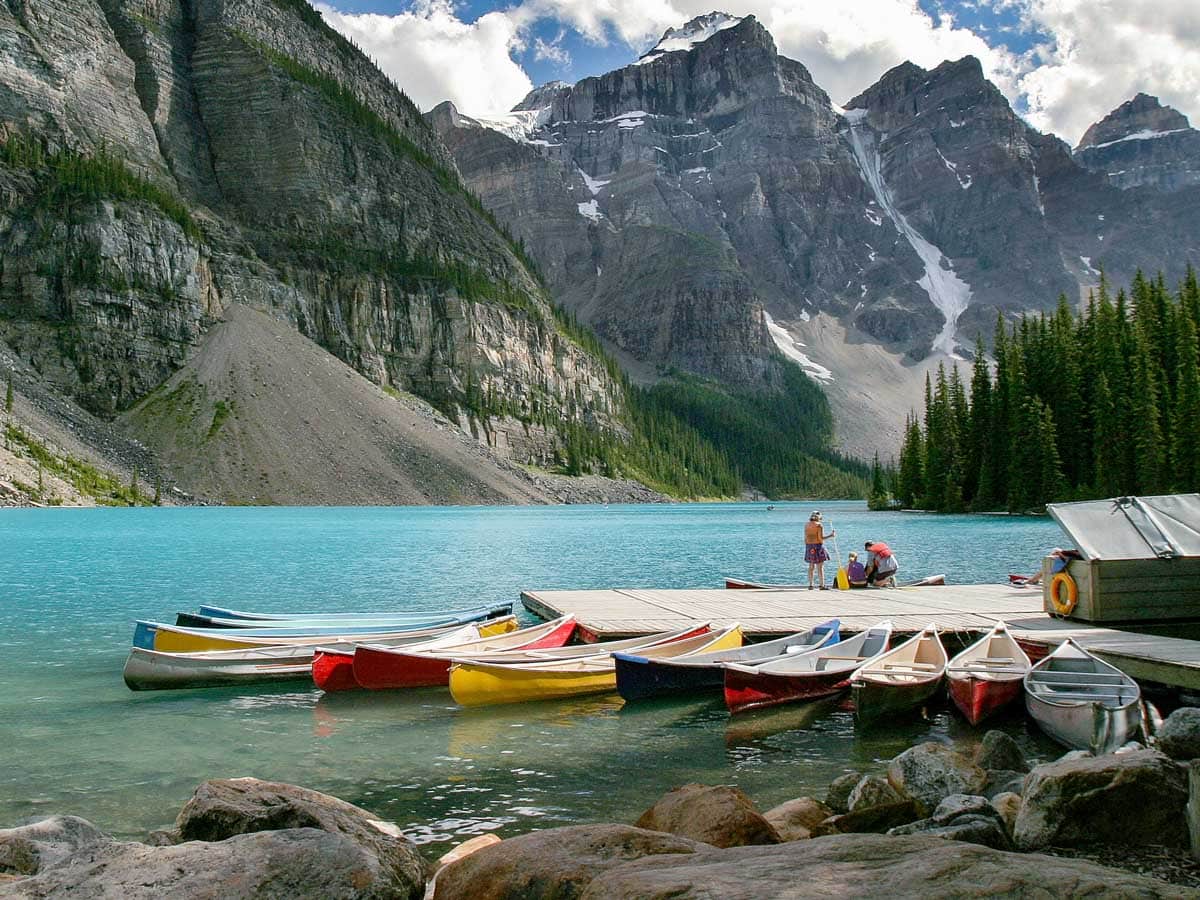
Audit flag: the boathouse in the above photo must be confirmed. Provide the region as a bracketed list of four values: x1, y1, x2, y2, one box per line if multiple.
[1043, 494, 1200, 623]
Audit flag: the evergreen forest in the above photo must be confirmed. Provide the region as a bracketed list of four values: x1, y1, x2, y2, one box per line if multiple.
[892, 270, 1200, 512]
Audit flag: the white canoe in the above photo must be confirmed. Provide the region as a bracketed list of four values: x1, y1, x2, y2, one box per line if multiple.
[1024, 638, 1141, 754]
[123, 621, 502, 690]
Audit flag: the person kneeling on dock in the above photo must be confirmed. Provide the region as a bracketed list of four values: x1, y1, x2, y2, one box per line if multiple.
[864, 541, 898, 587]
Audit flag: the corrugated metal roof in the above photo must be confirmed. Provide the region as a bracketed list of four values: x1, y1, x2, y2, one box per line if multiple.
[1048, 494, 1200, 561]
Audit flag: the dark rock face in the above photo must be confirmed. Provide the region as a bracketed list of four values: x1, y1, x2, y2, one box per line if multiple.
[1014, 748, 1189, 850]
[0, 0, 622, 465]
[634, 783, 781, 848]
[1075, 94, 1200, 192]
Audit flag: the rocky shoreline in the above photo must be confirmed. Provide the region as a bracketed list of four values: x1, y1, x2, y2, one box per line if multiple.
[4, 709, 1200, 897]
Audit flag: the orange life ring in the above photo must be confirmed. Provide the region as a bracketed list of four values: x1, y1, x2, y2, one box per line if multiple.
[1049, 572, 1078, 616]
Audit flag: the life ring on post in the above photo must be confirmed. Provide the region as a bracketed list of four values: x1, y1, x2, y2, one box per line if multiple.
[1049, 572, 1078, 616]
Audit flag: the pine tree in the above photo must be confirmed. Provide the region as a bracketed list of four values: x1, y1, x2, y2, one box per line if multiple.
[966, 337, 992, 508]
[1172, 313, 1200, 491]
[1129, 333, 1166, 495]
[896, 413, 925, 508]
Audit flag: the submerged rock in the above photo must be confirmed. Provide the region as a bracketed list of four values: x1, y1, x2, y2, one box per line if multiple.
[887, 742, 988, 815]
[1015, 749, 1189, 850]
[634, 784, 780, 848]
[974, 730, 1029, 773]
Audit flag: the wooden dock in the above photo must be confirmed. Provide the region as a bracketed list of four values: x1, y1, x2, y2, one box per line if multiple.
[521, 584, 1200, 691]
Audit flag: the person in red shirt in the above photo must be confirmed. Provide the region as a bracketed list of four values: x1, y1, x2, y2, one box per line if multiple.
[804, 511, 836, 590]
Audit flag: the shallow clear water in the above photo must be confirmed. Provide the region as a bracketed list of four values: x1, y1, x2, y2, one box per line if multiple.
[0, 501, 1064, 848]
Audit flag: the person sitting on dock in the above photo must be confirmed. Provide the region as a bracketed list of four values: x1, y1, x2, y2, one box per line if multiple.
[846, 552, 868, 588]
[864, 540, 898, 587]
[804, 511, 836, 590]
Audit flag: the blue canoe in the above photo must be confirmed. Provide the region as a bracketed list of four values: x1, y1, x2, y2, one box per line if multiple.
[174, 607, 512, 629]
[614, 620, 840, 702]
[194, 604, 482, 622]
[135, 603, 513, 651]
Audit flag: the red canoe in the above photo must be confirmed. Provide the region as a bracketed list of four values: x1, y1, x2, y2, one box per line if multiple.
[723, 622, 892, 714]
[353, 615, 578, 690]
[312, 618, 521, 692]
[946, 621, 1031, 725]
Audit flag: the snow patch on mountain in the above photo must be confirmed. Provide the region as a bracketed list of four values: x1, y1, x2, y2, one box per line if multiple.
[578, 168, 611, 196]
[843, 115, 972, 356]
[1086, 128, 1190, 151]
[577, 200, 604, 222]
[763, 311, 834, 383]
[471, 106, 553, 143]
[635, 12, 743, 66]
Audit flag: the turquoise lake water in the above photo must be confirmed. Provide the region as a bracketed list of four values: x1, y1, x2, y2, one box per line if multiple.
[0, 501, 1065, 848]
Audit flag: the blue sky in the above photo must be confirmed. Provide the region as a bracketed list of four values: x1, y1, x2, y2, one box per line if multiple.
[317, 1, 1200, 145]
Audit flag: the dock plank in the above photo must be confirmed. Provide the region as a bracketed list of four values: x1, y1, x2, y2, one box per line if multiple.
[521, 584, 1200, 690]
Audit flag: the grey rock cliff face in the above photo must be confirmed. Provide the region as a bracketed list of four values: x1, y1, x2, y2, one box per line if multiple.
[0, 0, 622, 465]
[1074, 93, 1200, 192]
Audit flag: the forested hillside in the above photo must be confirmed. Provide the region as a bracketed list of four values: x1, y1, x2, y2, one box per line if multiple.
[893, 269, 1200, 512]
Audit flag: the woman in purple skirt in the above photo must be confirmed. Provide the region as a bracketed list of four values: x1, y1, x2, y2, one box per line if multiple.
[803, 511, 836, 590]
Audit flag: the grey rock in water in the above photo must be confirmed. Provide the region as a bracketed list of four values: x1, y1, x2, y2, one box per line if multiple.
[846, 774, 905, 812]
[887, 742, 988, 816]
[633, 783, 780, 848]
[974, 730, 1029, 773]
[931, 793, 995, 824]
[1014, 748, 1189, 851]
[810, 800, 923, 836]
[825, 772, 862, 814]
[506, 832, 1183, 900]
[989, 791, 1022, 838]
[1159, 707, 1200, 761]
[761, 797, 832, 841]
[0, 828, 419, 899]
[0, 817, 109, 877]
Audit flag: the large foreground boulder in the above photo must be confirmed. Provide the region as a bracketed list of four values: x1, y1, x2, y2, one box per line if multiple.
[0, 828, 415, 898]
[887, 742, 987, 815]
[436, 829, 1186, 899]
[0, 817, 109, 877]
[761, 797, 831, 841]
[634, 784, 780, 848]
[1015, 749, 1189, 850]
[432, 825, 702, 900]
[174, 777, 425, 887]
[1159, 708, 1200, 761]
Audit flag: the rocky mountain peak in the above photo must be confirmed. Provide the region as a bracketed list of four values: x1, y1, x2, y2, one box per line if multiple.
[636, 11, 747, 65]
[1073, 93, 1200, 192]
[1077, 93, 1192, 150]
[513, 81, 572, 112]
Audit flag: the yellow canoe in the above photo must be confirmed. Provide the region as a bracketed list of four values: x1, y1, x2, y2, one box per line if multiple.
[449, 624, 743, 707]
[150, 616, 517, 653]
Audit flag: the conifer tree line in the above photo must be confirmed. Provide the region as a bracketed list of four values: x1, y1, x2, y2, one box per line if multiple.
[895, 269, 1200, 512]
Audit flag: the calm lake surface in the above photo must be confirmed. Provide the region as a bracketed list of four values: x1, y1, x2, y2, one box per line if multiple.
[0, 501, 1064, 848]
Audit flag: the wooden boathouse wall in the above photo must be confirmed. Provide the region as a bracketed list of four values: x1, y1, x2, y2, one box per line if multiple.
[1044, 556, 1200, 623]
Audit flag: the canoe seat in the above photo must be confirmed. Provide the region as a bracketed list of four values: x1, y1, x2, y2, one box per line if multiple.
[951, 665, 1027, 675]
[882, 662, 937, 671]
[1031, 689, 1134, 702]
[821, 655, 869, 660]
[971, 657, 1016, 665]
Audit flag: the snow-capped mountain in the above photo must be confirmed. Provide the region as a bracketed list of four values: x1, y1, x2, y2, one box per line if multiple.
[428, 13, 1200, 456]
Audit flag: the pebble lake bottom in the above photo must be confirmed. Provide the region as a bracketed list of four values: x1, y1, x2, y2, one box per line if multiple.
[0, 501, 1066, 849]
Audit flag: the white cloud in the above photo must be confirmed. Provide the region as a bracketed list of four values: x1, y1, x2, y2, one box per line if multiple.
[1011, 0, 1200, 145]
[316, 1, 532, 114]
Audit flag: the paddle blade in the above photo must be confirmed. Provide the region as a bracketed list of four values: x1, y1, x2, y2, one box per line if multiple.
[836, 567, 850, 591]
